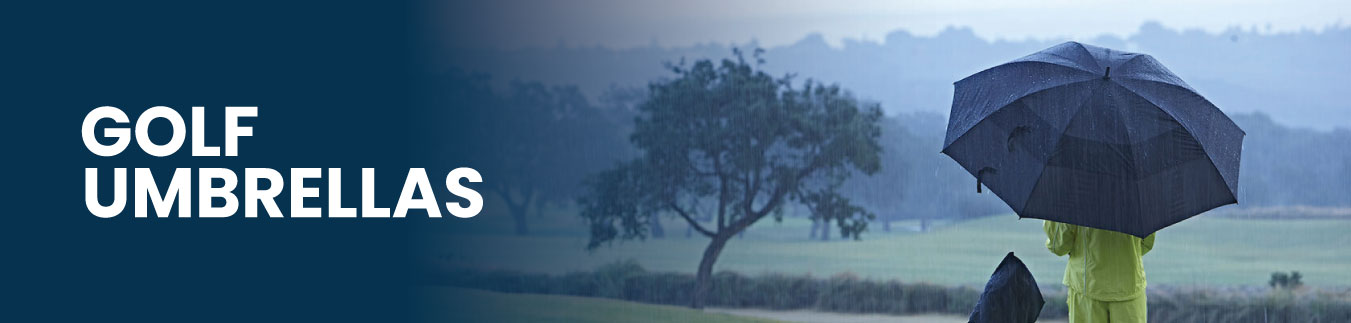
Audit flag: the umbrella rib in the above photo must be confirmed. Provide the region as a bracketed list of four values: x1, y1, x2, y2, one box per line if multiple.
[1010, 41, 1102, 74]
[954, 60, 1098, 86]
[1112, 80, 1242, 200]
[1116, 55, 1197, 92]
[1113, 77, 1233, 133]
[1106, 83, 1148, 233]
[1106, 83, 1140, 178]
[1067, 41, 1105, 72]
[1024, 51, 1100, 75]
[1016, 82, 1102, 216]
[944, 73, 1099, 151]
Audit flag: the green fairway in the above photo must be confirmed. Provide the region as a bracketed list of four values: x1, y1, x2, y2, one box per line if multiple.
[417, 286, 783, 323]
[422, 214, 1351, 287]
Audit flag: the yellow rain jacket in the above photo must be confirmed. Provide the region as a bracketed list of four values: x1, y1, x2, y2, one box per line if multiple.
[1044, 221, 1155, 301]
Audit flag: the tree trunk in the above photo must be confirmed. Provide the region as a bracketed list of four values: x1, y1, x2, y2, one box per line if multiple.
[650, 216, 665, 238]
[691, 234, 731, 309]
[496, 189, 533, 236]
[821, 220, 831, 241]
[808, 218, 819, 240]
[882, 218, 892, 232]
[509, 203, 529, 235]
[533, 200, 547, 218]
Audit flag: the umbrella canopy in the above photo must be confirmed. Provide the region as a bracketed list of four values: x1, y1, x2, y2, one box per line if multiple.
[968, 252, 1045, 323]
[942, 41, 1244, 238]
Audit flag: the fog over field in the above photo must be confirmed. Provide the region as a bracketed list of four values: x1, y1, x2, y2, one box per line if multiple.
[421, 22, 1351, 223]
[428, 22, 1351, 130]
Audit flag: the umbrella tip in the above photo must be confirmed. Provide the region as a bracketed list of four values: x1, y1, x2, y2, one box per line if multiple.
[1104, 66, 1111, 79]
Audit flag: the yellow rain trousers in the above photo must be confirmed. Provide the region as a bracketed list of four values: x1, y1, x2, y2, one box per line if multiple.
[1045, 221, 1155, 323]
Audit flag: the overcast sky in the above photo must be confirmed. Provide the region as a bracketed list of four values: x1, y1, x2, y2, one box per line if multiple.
[433, 0, 1349, 48]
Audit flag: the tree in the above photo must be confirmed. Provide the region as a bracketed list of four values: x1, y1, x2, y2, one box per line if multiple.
[578, 50, 883, 308]
[836, 116, 923, 234]
[458, 77, 632, 235]
[803, 185, 875, 240]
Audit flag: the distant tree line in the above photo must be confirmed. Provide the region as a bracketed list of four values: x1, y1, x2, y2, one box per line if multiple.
[1230, 113, 1351, 208]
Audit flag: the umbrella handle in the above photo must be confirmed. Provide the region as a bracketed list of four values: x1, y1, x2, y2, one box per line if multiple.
[1007, 126, 1030, 152]
[977, 167, 996, 193]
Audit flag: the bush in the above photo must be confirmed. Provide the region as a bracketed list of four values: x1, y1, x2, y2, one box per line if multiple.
[424, 262, 1351, 322]
[593, 259, 646, 298]
[1270, 271, 1305, 290]
[1039, 292, 1069, 319]
[426, 261, 989, 316]
[747, 273, 821, 309]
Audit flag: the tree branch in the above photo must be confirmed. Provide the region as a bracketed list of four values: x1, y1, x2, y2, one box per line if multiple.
[670, 202, 716, 238]
[492, 185, 519, 209]
[735, 185, 789, 233]
[714, 154, 728, 231]
[743, 168, 755, 219]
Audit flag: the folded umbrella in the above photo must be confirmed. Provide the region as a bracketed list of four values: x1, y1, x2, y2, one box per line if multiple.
[969, 252, 1044, 323]
[942, 41, 1244, 237]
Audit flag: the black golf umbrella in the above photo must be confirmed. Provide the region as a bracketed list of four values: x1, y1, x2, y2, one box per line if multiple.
[968, 252, 1044, 323]
[941, 41, 1244, 238]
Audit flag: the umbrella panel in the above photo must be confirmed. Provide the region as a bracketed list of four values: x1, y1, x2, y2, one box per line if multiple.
[943, 79, 1235, 237]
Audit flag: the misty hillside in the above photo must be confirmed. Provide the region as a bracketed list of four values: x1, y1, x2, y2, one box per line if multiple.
[422, 22, 1351, 219]
[430, 22, 1351, 130]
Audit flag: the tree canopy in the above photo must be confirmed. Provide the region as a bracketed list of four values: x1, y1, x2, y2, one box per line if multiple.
[578, 49, 883, 308]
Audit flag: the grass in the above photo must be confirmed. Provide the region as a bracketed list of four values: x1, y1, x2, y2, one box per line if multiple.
[416, 286, 783, 323]
[420, 212, 1351, 288]
[1209, 205, 1351, 219]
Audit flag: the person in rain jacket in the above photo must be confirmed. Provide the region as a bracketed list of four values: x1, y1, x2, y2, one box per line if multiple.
[1045, 221, 1155, 323]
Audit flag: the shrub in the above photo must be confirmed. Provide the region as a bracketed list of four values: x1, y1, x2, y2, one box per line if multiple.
[1271, 271, 1305, 290]
[1040, 292, 1069, 319]
[424, 261, 1351, 322]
